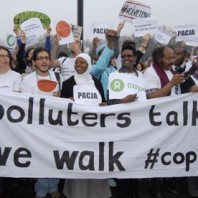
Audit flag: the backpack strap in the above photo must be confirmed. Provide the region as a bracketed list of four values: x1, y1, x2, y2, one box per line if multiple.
[62, 57, 67, 64]
[54, 72, 61, 90]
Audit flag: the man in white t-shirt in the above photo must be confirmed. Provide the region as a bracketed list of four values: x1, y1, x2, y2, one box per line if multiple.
[21, 48, 62, 96]
[144, 46, 196, 99]
[51, 36, 81, 81]
[21, 47, 61, 198]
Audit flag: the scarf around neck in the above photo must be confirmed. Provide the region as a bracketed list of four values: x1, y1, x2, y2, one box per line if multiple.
[152, 62, 174, 96]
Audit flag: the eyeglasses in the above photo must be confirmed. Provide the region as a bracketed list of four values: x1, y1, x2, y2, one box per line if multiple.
[0, 54, 9, 59]
[36, 56, 50, 61]
[121, 54, 134, 59]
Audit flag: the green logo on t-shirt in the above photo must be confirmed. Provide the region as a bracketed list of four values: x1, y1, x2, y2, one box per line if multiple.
[110, 79, 124, 92]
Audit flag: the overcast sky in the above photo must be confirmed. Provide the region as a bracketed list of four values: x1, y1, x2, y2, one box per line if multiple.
[0, 0, 197, 40]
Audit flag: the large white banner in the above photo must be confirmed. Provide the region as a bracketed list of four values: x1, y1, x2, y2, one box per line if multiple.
[0, 92, 198, 179]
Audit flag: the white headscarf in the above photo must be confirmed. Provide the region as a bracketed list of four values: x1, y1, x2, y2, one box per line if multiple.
[74, 53, 94, 86]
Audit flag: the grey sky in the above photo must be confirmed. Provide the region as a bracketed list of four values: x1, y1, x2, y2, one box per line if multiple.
[0, 0, 197, 40]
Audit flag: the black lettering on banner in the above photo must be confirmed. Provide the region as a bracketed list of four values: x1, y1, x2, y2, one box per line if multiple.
[0, 147, 31, 167]
[161, 152, 171, 165]
[0, 97, 132, 128]
[14, 148, 31, 168]
[99, 142, 104, 171]
[109, 142, 125, 171]
[0, 147, 12, 165]
[149, 105, 161, 126]
[117, 113, 131, 128]
[7, 106, 25, 123]
[93, 28, 97, 34]
[67, 103, 79, 126]
[173, 152, 185, 164]
[27, 97, 34, 124]
[183, 101, 188, 125]
[39, 98, 45, 124]
[186, 151, 196, 172]
[0, 104, 4, 120]
[192, 101, 198, 126]
[48, 110, 63, 125]
[53, 150, 78, 170]
[160, 151, 197, 172]
[100, 113, 116, 127]
[79, 151, 95, 170]
[82, 113, 97, 127]
[53, 142, 125, 171]
[166, 111, 179, 126]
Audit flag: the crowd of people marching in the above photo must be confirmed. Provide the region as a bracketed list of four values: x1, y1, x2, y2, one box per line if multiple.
[0, 20, 198, 198]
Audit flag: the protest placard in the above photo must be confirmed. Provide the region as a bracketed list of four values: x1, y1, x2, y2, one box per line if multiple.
[119, 0, 151, 24]
[133, 17, 158, 37]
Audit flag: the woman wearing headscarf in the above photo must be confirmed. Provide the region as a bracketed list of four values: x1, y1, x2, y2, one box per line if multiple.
[61, 53, 105, 105]
[61, 53, 110, 198]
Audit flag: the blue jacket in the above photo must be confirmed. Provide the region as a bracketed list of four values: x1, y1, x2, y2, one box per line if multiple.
[90, 46, 115, 100]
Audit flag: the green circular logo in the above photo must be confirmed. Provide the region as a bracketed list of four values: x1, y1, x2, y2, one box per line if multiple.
[7, 35, 15, 47]
[110, 79, 125, 92]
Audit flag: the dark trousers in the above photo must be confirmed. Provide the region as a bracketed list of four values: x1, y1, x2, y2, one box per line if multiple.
[116, 179, 140, 198]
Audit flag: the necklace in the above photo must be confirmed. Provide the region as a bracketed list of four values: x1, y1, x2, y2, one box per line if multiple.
[36, 71, 51, 80]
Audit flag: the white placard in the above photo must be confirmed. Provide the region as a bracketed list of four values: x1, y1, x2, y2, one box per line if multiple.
[133, 17, 158, 37]
[90, 23, 113, 39]
[73, 85, 102, 105]
[108, 72, 146, 101]
[25, 34, 39, 48]
[154, 31, 171, 45]
[119, 0, 151, 24]
[70, 24, 82, 40]
[174, 24, 198, 42]
[4, 33, 16, 53]
[53, 20, 74, 45]
[20, 18, 45, 36]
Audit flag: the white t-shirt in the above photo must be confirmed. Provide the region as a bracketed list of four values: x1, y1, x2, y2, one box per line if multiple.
[58, 57, 75, 81]
[0, 70, 21, 92]
[144, 65, 181, 96]
[21, 71, 62, 96]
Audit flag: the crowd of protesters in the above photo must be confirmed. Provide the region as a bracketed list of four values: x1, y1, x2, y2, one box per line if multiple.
[0, 20, 198, 198]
